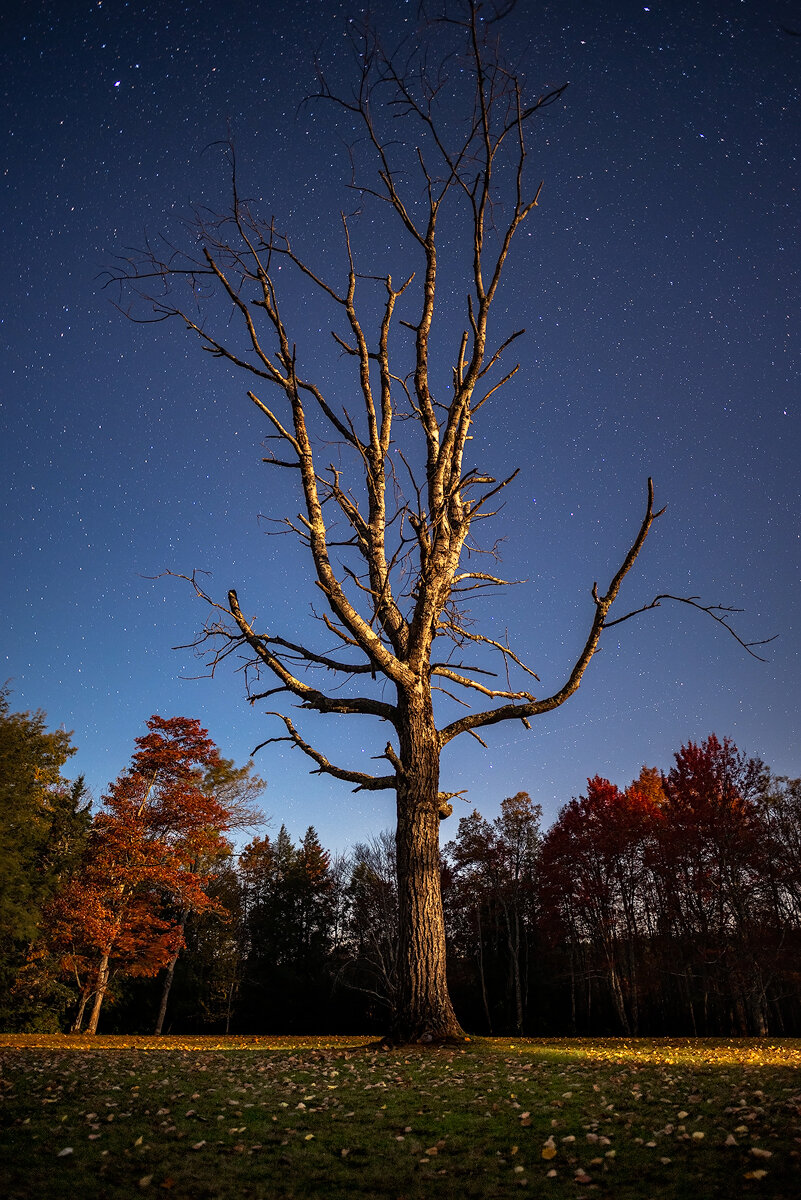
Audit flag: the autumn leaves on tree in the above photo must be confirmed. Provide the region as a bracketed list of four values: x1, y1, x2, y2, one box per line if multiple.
[4, 689, 801, 1037]
[33, 716, 264, 1035]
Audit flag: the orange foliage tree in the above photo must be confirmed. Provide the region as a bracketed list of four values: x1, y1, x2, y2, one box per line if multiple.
[43, 716, 238, 1033]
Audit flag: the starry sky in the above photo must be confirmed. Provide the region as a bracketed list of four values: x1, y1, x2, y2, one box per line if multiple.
[3, 0, 799, 854]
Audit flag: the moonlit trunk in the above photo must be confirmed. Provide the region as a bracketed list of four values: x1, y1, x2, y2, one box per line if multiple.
[391, 691, 463, 1042]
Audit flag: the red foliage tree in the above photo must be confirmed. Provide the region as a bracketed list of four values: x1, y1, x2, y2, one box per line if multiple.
[650, 734, 768, 1032]
[539, 776, 660, 1033]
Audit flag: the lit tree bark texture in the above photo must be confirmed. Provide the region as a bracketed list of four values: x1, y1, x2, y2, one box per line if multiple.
[108, 2, 766, 1042]
[394, 696, 460, 1038]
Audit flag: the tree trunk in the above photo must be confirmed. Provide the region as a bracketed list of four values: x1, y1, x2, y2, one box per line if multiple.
[71, 986, 90, 1033]
[391, 693, 464, 1042]
[502, 902, 524, 1036]
[225, 973, 238, 1035]
[154, 914, 186, 1035]
[568, 946, 577, 1033]
[685, 966, 698, 1035]
[475, 905, 493, 1034]
[85, 951, 111, 1035]
[606, 951, 631, 1035]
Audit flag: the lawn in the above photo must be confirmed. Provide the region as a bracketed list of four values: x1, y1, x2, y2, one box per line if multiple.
[1, 1035, 799, 1198]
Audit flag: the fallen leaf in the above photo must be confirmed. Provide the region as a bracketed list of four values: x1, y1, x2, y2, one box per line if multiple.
[744, 1170, 768, 1180]
[191, 1140, 206, 1150]
[750, 1148, 772, 1158]
[138, 1175, 153, 1189]
[541, 1137, 557, 1161]
[57, 1147, 73, 1157]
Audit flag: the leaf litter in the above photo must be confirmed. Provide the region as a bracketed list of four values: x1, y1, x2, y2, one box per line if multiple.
[1, 1037, 800, 1197]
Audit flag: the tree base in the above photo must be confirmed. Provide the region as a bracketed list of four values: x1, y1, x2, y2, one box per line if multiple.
[384, 1013, 470, 1046]
[373, 1033, 472, 1049]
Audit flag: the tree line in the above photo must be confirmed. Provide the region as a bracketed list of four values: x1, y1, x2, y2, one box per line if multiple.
[2, 688, 799, 1036]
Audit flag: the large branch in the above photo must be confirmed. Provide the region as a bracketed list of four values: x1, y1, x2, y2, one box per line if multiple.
[226, 590, 396, 720]
[439, 479, 663, 746]
[431, 665, 533, 702]
[253, 713, 396, 793]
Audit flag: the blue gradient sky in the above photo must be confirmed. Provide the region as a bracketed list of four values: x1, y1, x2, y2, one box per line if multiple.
[3, 0, 799, 852]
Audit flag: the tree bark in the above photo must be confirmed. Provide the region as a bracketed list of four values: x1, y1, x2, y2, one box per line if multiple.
[391, 692, 464, 1042]
[85, 951, 111, 1035]
[154, 916, 186, 1035]
[70, 986, 90, 1033]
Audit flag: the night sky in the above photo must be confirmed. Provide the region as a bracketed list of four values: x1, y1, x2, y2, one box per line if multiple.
[3, 0, 799, 854]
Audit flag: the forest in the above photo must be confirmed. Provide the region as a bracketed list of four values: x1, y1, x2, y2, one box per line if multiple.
[2, 687, 800, 1039]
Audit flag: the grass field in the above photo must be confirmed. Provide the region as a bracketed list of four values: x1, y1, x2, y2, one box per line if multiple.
[1, 1035, 800, 1198]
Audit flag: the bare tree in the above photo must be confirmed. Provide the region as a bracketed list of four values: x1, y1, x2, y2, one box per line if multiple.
[108, 1, 768, 1041]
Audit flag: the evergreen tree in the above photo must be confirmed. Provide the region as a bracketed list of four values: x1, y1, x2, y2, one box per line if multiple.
[0, 688, 88, 1027]
[238, 825, 339, 1031]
